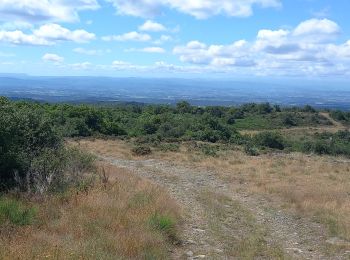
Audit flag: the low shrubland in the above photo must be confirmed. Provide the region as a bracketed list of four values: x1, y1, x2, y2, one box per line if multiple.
[0, 97, 181, 259]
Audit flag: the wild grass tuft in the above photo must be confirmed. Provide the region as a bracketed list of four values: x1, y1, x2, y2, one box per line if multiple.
[0, 198, 36, 226]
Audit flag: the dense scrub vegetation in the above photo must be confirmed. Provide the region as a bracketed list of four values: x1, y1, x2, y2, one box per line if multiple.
[1, 95, 350, 191]
[0, 97, 94, 192]
[0, 97, 181, 258]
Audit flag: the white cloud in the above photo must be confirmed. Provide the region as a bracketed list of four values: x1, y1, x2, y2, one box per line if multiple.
[106, 0, 281, 19]
[42, 53, 64, 63]
[126, 47, 165, 53]
[172, 18, 350, 77]
[0, 30, 51, 45]
[73, 47, 111, 56]
[0, 0, 100, 23]
[174, 40, 252, 66]
[34, 24, 95, 43]
[153, 34, 172, 45]
[293, 18, 340, 42]
[139, 20, 166, 32]
[102, 31, 151, 42]
[0, 24, 95, 45]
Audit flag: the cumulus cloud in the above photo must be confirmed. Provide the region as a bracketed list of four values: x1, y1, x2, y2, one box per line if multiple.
[34, 24, 95, 43]
[0, 23, 95, 45]
[0, 30, 51, 45]
[293, 18, 340, 42]
[0, 0, 100, 23]
[42, 53, 64, 63]
[174, 40, 252, 66]
[172, 18, 350, 77]
[106, 0, 281, 19]
[102, 31, 151, 42]
[139, 20, 166, 32]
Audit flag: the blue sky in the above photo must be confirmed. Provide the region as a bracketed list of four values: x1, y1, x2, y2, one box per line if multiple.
[0, 0, 350, 79]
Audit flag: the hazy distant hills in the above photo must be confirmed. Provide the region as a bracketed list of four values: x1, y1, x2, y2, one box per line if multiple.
[0, 75, 349, 110]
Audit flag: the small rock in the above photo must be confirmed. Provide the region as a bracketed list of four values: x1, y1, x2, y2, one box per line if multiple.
[193, 255, 206, 259]
[186, 239, 196, 245]
[186, 251, 194, 257]
[215, 249, 224, 253]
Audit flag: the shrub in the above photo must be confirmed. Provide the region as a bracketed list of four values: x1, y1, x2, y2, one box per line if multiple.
[244, 145, 260, 156]
[158, 143, 180, 152]
[132, 145, 152, 156]
[254, 132, 285, 150]
[281, 113, 297, 127]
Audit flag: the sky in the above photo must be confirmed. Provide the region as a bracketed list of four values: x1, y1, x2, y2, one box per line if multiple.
[0, 0, 350, 80]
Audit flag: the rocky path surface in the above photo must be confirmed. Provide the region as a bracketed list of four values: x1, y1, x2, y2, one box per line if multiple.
[101, 156, 349, 259]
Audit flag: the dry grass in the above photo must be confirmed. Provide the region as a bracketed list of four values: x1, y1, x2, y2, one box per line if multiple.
[197, 190, 286, 259]
[198, 152, 350, 241]
[0, 164, 181, 259]
[77, 138, 350, 242]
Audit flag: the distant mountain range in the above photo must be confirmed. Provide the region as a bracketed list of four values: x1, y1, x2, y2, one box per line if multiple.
[0, 75, 349, 110]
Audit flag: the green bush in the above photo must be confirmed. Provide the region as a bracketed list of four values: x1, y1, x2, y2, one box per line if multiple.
[254, 132, 285, 150]
[244, 145, 260, 156]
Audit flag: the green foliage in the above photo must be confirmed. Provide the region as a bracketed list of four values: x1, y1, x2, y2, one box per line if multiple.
[149, 212, 176, 239]
[254, 132, 285, 150]
[1, 97, 350, 172]
[0, 99, 62, 190]
[0, 197, 36, 226]
[244, 145, 260, 156]
[297, 131, 350, 156]
[0, 97, 95, 193]
[331, 110, 350, 124]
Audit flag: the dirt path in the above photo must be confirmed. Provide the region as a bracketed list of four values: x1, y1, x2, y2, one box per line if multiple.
[240, 113, 348, 136]
[101, 156, 349, 259]
[320, 112, 347, 130]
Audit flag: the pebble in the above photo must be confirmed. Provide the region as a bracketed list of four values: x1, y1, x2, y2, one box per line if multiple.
[186, 251, 194, 257]
[193, 255, 206, 259]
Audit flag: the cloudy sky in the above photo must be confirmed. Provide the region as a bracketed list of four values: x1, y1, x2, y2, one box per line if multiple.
[0, 0, 350, 79]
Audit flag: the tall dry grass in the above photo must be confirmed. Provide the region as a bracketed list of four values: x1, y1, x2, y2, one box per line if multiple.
[0, 164, 181, 259]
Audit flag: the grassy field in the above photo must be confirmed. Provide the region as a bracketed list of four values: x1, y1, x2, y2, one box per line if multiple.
[77, 138, 350, 244]
[0, 164, 181, 259]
